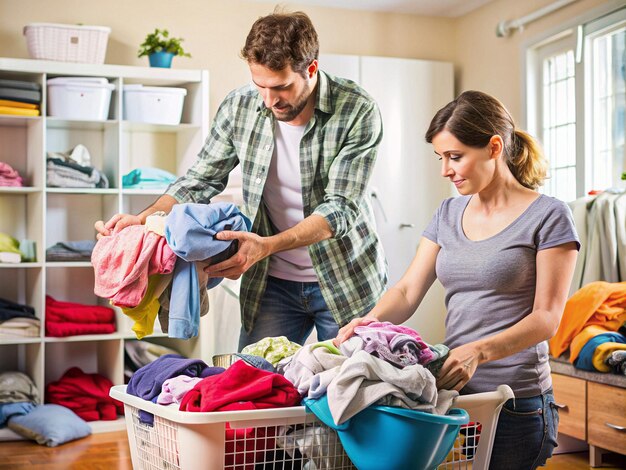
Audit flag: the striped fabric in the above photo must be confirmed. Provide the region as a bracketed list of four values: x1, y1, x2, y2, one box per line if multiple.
[166, 71, 388, 332]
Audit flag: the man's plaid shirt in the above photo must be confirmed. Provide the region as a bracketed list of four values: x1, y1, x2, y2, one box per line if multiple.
[166, 70, 388, 333]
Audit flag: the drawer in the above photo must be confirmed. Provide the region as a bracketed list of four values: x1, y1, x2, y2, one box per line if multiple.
[588, 382, 626, 455]
[552, 373, 586, 440]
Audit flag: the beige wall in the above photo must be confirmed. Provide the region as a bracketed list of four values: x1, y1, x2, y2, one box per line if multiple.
[0, 0, 455, 116]
[0, 0, 616, 124]
[454, 0, 616, 123]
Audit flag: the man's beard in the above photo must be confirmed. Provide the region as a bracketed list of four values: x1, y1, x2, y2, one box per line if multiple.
[272, 87, 310, 122]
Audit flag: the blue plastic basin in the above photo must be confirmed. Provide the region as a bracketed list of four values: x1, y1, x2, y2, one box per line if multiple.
[304, 395, 469, 470]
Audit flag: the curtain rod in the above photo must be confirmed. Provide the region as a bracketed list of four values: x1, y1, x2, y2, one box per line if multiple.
[496, 0, 580, 37]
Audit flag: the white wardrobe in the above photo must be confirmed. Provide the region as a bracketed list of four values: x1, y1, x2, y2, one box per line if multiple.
[320, 54, 454, 343]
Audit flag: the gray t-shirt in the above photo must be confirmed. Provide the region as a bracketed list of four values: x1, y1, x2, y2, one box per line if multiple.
[423, 194, 580, 397]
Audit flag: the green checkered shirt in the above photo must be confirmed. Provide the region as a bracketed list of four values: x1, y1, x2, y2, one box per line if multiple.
[166, 70, 388, 332]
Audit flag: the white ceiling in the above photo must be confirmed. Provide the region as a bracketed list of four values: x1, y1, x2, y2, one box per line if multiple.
[248, 0, 495, 18]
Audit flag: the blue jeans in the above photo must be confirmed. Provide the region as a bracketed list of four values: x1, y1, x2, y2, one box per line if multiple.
[488, 389, 559, 469]
[238, 276, 339, 351]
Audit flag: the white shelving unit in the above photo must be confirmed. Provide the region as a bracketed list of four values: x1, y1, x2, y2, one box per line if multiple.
[0, 57, 240, 438]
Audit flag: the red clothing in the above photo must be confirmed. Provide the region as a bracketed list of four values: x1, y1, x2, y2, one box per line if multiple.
[45, 367, 123, 421]
[45, 321, 116, 337]
[46, 296, 116, 323]
[179, 361, 300, 470]
[179, 359, 301, 412]
[45, 295, 116, 337]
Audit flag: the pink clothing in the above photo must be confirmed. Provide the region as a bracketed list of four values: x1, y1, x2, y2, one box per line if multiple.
[353, 321, 435, 366]
[92, 225, 176, 308]
[0, 162, 24, 186]
[157, 375, 202, 405]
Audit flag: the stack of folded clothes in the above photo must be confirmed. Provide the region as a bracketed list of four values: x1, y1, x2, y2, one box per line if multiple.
[0, 162, 24, 187]
[46, 144, 109, 189]
[0, 79, 41, 117]
[45, 295, 116, 337]
[122, 167, 176, 190]
[0, 297, 40, 338]
[46, 240, 96, 262]
[0, 371, 38, 426]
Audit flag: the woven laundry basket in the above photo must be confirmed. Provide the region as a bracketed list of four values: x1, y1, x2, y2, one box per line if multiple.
[23, 23, 110, 64]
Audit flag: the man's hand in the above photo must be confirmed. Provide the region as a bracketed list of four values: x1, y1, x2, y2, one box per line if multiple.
[94, 214, 142, 239]
[436, 342, 483, 391]
[204, 231, 272, 279]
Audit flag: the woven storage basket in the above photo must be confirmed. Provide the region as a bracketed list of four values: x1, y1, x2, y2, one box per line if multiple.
[23, 23, 110, 64]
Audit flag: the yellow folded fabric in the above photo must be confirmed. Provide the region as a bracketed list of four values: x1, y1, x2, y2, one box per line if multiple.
[569, 325, 611, 363]
[0, 106, 40, 117]
[592, 342, 626, 372]
[0, 99, 39, 110]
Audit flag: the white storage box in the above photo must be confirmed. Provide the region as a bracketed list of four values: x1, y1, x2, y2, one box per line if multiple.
[123, 84, 187, 125]
[110, 384, 513, 470]
[47, 77, 114, 121]
[23, 23, 110, 64]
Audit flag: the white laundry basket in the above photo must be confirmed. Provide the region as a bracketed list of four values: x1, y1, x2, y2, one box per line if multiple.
[23, 23, 110, 64]
[110, 384, 513, 470]
[123, 85, 187, 125]
[47, 77, 114, 121]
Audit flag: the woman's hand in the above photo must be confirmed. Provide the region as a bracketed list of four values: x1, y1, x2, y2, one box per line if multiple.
[333, 316, 376, 346]
[436, 342, 484, 391]
[94, 214, 142, 239]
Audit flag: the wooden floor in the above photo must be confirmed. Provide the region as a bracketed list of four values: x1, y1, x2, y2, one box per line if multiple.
[0, 430, 625, 469]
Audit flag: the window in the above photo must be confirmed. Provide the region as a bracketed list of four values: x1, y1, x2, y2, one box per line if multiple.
[527, 7, 626, 202]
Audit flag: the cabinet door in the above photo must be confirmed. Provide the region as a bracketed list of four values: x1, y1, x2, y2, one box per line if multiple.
[552, 373, 587, 440]
[360, 56, 453, 343]
[588, 381, 626, 455]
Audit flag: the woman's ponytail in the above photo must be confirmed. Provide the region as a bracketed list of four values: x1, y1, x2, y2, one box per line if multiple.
[508, 130, 548, 190]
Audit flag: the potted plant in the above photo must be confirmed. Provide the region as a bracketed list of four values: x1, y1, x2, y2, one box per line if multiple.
[138, 28, 191, 68]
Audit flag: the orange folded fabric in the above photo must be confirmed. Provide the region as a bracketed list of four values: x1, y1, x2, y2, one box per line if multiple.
[549, 281, 626, 358]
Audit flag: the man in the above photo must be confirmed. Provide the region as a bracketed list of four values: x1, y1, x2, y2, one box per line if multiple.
[95, 11, 387, 350]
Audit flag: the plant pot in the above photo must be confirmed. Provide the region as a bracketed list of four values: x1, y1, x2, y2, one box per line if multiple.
[149, 51, 174, 68]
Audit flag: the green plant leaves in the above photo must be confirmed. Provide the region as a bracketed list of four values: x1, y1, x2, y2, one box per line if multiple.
[137, 28, 191, 58]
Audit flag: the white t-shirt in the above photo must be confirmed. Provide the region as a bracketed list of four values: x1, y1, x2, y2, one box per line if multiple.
[262, 120, 317, 282]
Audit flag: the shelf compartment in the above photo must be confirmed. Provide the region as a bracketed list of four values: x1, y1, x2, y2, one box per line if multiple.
[45, 192, 117, 249]
[0, 192, 44, 261]
[0, 342, 43, 403]
[44, 339, 123, 386]
[0, 116, 43, 188]
[0, 263, 43, 316]
[46, 119, 119, 190]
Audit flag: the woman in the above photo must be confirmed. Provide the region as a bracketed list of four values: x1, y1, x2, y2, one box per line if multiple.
[336, 90, 579, 469]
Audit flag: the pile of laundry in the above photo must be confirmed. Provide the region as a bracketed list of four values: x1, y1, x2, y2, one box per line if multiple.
[125, 323, 454, 469]
[46, 144, 108, 189]
[550, 281, 626, 375]
[0, 162, 24, 187]
[0, 371, 92, 447]
[92, 202, 251, 340]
